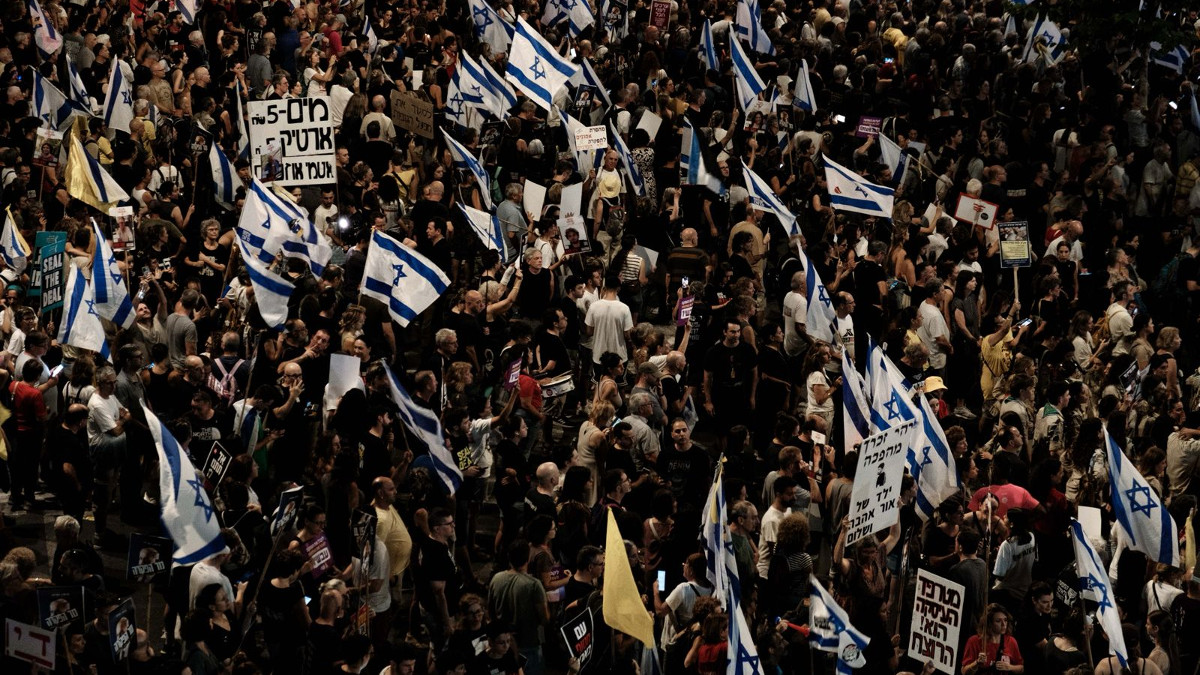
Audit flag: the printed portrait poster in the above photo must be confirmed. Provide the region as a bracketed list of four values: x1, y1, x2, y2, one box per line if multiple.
[127, 533, 172, 583]
[36, 587, 86, 633]
[107, 597, 136, 663]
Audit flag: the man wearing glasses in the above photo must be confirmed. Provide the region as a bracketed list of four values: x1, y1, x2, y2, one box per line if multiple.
[412, 507, 459, 650]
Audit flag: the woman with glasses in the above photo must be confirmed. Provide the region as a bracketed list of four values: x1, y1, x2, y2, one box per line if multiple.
[961, 603, 1024, 674]
[446, 593, 489, 659]
[287, 504, 352, 597]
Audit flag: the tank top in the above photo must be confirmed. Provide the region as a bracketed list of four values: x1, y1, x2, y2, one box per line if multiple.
[619, 253, 643, 283]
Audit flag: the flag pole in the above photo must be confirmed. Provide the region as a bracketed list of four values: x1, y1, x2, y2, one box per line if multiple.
[1077, 590, 1095, 670]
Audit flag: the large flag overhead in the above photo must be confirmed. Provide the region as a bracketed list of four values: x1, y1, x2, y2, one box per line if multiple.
[459, 204, 507, 257]
[380, 361, 462, 494]
[238, 179, 331, 276]
[699, 20, 720, 71]
[743, 161, 797, 234]
[457, 52, 509, 119]
[823, 155, 895, 218]
[150, 405, 228, 564]
[33, 71, 74, 129]
[730, 37, 766, 111]
[610, 123, 647, 197]
[444, 131, 494, 210]
[210, 143, 243, 208]
[234, 236, 293, 329]
[809, 578, 869, 675]
[507, 17, 579, 113]
[103, 58, 134, 134]
[66, 133, 129, 212]
[602, 509, 656, 646]
[469, 0, 514, 56]
[794, 58, 817, 112]
[57, 263, 110, 359]
[479, 56, 519, 113]
[0, 207, 31, 275]
[735, 0, 774, 56]
[1070, 520, 1127, 668]
[359, 229, 450, 327]
[794, 243, 838, 345]
[842, 346, 870, 451]
[1106, 424, 1180, 566]
[681, 122, 723, 195]
[90, 220, 135, 329]
[28, 0, 62, 59]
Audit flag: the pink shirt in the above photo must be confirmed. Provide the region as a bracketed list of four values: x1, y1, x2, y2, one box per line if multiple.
[968, 484, 1039, 519]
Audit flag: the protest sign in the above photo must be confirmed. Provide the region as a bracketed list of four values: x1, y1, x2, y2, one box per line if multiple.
[39, 239, 66, 313]
[272, 485, 304, 535]
[907, 569, 965, 675]
[636, 110, 663, 140]
[109, 206, 137, 251]
[5, 619, 55, 670]
[303, 533, 334, 579]
[559, 606, 596, 670]
[677, 296, 694, 326]
[36, 587, 85, 631]
[503, 358, 522, 391]
[559, 215, 590, 254]
[575, 125, 608, 152]
[856, 116, 882, 138]
[247, 97, 336, 186]
[201, 441, 234, 488]
[845, 418, 918, 545]
[324, 353, 367, 411]
[953, 193, 999, 229]
[523, 180, 547, 221]
[390, 91, 435, 139]
[649, 0, 671, 30]
[108, 597, 136, 663]
[127, 533, 172, 582]
[997, 221, 1032, 268]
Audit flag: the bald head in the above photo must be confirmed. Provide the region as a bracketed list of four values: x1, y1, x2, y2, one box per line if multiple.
[680, 228, 698, 246]
[535, 462, 559, 490]
[371, 95, 385, 111]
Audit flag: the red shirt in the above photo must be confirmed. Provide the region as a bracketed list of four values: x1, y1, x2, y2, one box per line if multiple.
[517, 374, 542, 413]
[9, 381, 47, 432]
[961, 634, 1023, 670]
[968, 484, 1040, 519]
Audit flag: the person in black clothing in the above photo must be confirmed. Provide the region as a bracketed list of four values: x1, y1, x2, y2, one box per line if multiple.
[729, 231, 757, 285]
[702, 319, 759, 440]
[359, 405, 394, 487]
[413, 508, 461, 649]
[47, 404, 92, 523]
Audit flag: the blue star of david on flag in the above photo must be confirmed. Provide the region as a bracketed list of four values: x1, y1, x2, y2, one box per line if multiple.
[86, 299, 98, 315]
[187, 477, 215, 521]
[818, 285, 832, 307]
[919, 447, 933, 469]
[1084, 573, 1113, 611]
[530, 56, 546, 80]
[1125, 481, 1158, 517]
[107, 254, 123, 286]
[392, 263, 407, 285]
[473, 5, 493, 30]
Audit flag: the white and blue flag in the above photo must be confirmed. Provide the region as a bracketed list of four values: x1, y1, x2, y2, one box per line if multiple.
[444, 131, 494, 210]
[742, 161, 796, 234]
[570, 57, 612, 109]
[795, 243, 838, 344]
[29, 0, 62, 59]
[210, 142, 243, 208]
[469, 0, 514, 56]
[90, 220, 135, 329]
[360, 229, 450, 327]
[57, 262, 110, 359]
[865, 342, 919, 436]
[150, 405, 228, 564]
[610, 123, 646, 197]
[479, 56, 518, 113]
[177, 0, 197, 24]
[735, 0, 774, 56]
[238, 179, 331, 276]
[381, 361, 463, 495]
[444, 75, 482, 130]
[1070, 520, 1128, 668]
[458, 52, 512, 119]
[842, 346, 870, 451]
[234, 235, 294, 330]
[823, 155, 895, 218]
[878, 133, 906, 185]
[794, 58, 817, 112]
[33, 71, 73, 129]
[911, 391, 960, 521]
[1023, 15, 1066, 65]
[507, 17, 579, 113]
[1106, 424, 1180, 566]
[459, 203, 507, 257]
[700, 20, 720, 71]
[1, 207, 31, 274]
[810, 578, 869, 675]
[700, 462, 761, 675]
[560, 108, 599, 172]
[681, 122, 724, 195]
[103, 58, 134, 134]
[363, 15, 379, 55]
[730, 37, 766, 111]
[235, 82, 251, 161]
[65, 51, 92, 112]
[1150, 42, 1190, 74]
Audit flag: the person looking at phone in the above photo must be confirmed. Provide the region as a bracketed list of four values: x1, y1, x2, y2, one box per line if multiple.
[654, 552, 713, 649]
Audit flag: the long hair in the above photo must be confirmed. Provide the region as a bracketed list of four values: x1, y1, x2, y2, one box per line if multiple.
[1148, 610, 1182, 675]
[976, 603, 1012, 639]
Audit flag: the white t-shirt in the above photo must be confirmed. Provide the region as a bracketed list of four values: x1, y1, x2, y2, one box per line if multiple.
[918, 302, 951, 370]
[783, 290, 807, 357]
[87, 392, 123, 446]
[757, 504, 788, 577]
[585, 298, 633, 363]
[367, 537, 391, 614]
[837, 313, 855, 362]
[188, 561, 234, 611]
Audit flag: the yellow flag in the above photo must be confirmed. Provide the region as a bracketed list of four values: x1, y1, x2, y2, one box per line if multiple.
[64, 131, 114, 212]
[601, 509, 656, 646]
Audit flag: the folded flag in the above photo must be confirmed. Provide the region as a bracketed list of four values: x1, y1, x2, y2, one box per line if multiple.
[103, 58, 134, 134]
[0, 207, 31, 274]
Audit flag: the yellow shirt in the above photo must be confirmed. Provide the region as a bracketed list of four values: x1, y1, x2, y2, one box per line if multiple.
[375, 504, 413, 578]
[980, 329, 1014, 404]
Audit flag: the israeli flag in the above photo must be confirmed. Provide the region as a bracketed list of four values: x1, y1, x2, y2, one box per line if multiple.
[363, 15, 379, 55]
[443, 75, 477, 130]
[565, 0, 595, 41]
[243, 179, 331, 276]
[735, 0, 774, 56]
[33, 71, 73, 129]
[209, 142, 243, 208]
[444, 131, 494, 210]
[730, 36, 766, 111]
[234, 236, 294, 330]
[1150, 42, 1190, 74]
[810, 578, 869, 675]
[469, 0, 514, 56]
[103, 58, 134, 134]
[479, 56, 519, 113]
[878, 133, 905, 185]
[71, 134, 129, 206]
[380, 361, 463, 494]
[1, 207, 31, 274]
[458, 52, 507, 119]
[360, 229, 450, 327]
[1106, 424, 1180, 566]
[235, 82, 251, 161]
[150, 405, 228, 564]
[542, 0, 568, 28]
[700, 20, 720, 71]
[507, 17, 579, 113]
[90, 220, 135, 329]
[65, 51, 92, 112]
[177, 0, 197, 24]
[570, 57, 613, 109]
[1023, 15, 1066, 65]
[911, 391, 960, 521]
[794, 242, 838, 345]
[681, 121, 724, 195]
[841, 346, 870, 451]
[865, 341, 918, 432]
[700, 462, 761, 674]
[57, 263, 110, 360]
[742, 161, 796, 234]
[29, 0, 62, 59]
[459, 204, 507, 257]
[794, 58, 817, 113]
[1070, 520, 1127, 668]
[610, 123, 647, 197]
[823, 155, 895, 218]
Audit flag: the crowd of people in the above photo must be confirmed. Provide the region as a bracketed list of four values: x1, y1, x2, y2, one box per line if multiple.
[2, 0, 1200, 674]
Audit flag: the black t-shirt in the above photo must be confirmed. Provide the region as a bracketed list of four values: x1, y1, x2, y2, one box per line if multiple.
[702, 341, 758, 393]
[523, 488, 557, 527]
[444, 310, 484, 365]
[359, 433, 392, 487]
[413, 535, 459, 613]
[535, 331, 571, 377]
[46, 424, 92, 493]
[1179, 251, 1200, 304]
[853, 259, 887, 307]
[187, 410, 231, 461]
[730, 253, 755, 283]
[469, 650, 522, 675]
[656, 444, 712, 508]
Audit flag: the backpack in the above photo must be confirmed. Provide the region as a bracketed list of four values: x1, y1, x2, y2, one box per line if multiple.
[210, 358, 245, 408]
